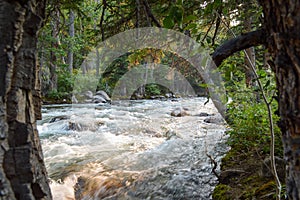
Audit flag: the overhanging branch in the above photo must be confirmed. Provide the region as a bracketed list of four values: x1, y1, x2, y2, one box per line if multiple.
[212, 29, 266, 67]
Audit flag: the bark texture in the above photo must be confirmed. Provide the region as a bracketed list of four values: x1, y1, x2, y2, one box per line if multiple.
[0, 0, 51, 199]
[259, 0, 300, 199]
[67, 9, 75, 73]
[212, 29, 266, 67]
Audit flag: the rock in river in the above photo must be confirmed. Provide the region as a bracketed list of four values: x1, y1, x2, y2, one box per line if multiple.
[171, 107, 189, 117]
[93, 95, 108, 103]
[96, 90, 111, 103]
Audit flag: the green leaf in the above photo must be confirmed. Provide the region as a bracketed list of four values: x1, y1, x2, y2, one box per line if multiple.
[213, 0, 222, 7]
[183, 15, 198, 23]
[174, 6, 184, 28]
[263, 80, 271, 90]
[196, 33, 202, 42]
[184, 23, 197, 30]
[257, 70, 267, 78]
[176, 0, 183, 6]
[163, 16, 175, 29]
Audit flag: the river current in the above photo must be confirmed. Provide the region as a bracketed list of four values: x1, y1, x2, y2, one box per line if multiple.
[38, 98, 228, 199]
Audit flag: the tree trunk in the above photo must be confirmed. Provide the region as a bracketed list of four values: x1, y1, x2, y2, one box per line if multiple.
[0, 1, 52, 199]
[243, 16, 256, 88]
[68, 9, 75, 74]
[96, 48, 101, 76]
[50, 9, 60, 91]
[259, 1, 300, 199]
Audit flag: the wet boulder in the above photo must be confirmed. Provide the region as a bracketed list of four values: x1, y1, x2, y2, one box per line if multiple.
[68, 121, 82, 131]
[164, 130, 181, 140]
[171, 107, 189, 117]
[49, 115, 69, 123]
[95, 90, 111, 103]
[93, 95, 107, 103]
[165, 93, 173, 98]
[67, 119, 105, 131]
[197, 112, 213, 117]
[204, 114, 225, 124]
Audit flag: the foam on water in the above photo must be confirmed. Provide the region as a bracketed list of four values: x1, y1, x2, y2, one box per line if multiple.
[38, 98, 228, 199]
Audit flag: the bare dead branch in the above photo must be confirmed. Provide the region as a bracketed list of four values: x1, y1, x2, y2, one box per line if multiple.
[206, 153, 220, 179]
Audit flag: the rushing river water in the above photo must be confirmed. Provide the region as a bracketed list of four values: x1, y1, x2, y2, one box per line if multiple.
[38, 98, 228, 200]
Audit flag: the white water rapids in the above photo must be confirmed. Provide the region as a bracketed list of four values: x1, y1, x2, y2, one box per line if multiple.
[38, 98, 228, 200]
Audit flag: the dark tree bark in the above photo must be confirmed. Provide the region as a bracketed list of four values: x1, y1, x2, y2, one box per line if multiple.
[67, 9, 75, 73]
[0, 0, 52, 199]
[49, 9, 60, 91]
[212, 29, 266, 67]
[243, 16, 256, 88]
[258, 1, 300, 199]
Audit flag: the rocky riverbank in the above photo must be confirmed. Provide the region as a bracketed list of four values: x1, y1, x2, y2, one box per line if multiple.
[213, 135, 286, 199]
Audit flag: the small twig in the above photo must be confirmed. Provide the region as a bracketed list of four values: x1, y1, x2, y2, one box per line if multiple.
[201, 21, 214, 44]
[203, 128, 220, 179]
[206, 153, 220, 179]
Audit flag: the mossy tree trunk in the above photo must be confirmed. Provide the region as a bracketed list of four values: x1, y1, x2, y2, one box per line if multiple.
[0, 0, 52, 199]
[259, 0, 300, 199]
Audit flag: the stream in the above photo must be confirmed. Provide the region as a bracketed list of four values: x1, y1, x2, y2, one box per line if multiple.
[38, 97, 228, 200]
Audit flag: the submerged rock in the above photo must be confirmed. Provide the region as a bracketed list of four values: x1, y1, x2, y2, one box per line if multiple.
[164, 130, 181, 140]
[204, 114, 225, 124]
[171, 107, 189, 117]
[67, 119, 105, 131]
[197, 112, 213, 117]
[49, 115, 69, 123]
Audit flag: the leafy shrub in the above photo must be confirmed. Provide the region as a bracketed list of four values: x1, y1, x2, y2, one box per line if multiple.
[226, 100, 282, 155]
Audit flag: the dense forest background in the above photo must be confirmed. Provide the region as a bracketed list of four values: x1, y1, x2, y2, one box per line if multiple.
[39, 0, 263, 101]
